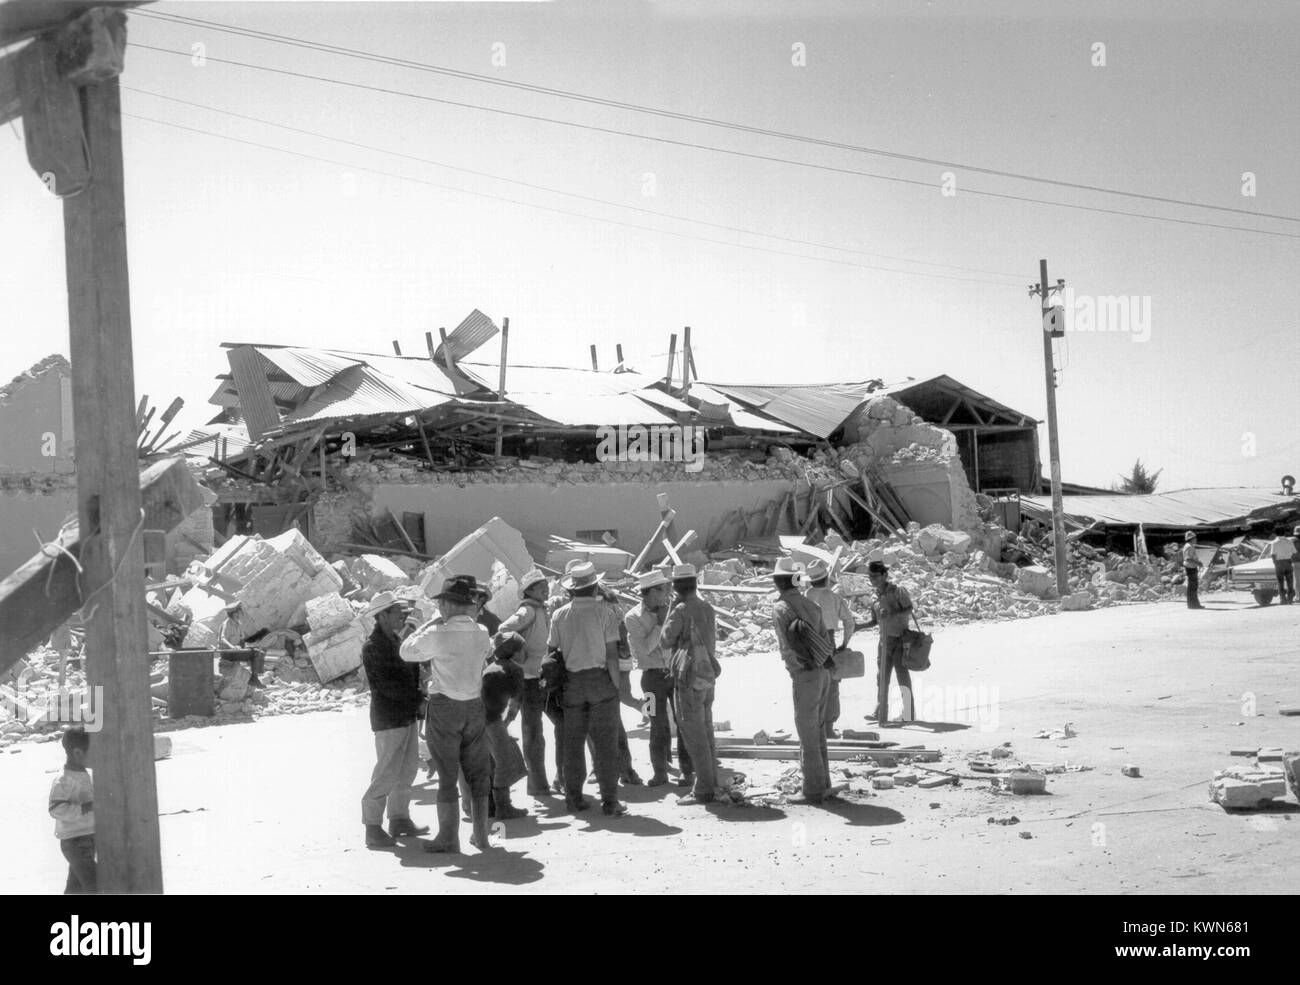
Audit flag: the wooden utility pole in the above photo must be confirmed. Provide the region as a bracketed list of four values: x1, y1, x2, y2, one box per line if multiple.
[665, 332, 678, 384]
[589, 344, 599, 372]
[1032, 258, 1070, 596]
[494, 317, 509, 456]
[0, 4, 163, 892]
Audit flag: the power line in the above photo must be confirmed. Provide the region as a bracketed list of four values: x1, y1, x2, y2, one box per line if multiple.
[120, 112, 1027, 287]
[134, 8, 1300, 225]
[124, 42, 1300, 241]
[123, 85, 1026, 281]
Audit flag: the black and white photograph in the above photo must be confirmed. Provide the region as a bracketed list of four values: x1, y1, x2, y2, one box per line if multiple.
[1, 0, 1297, 932]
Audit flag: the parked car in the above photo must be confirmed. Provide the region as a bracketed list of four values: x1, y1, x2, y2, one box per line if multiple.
[1228, 541, 1289, 605]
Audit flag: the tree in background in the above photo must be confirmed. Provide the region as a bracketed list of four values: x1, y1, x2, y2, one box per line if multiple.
[1113, 459, 1162, 494]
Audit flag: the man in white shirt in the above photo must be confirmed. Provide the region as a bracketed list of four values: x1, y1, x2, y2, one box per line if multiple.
[1271, 526, 1297, 604]
[547, 561, 627, 816]
[624, 568, 680, 786]
[804, 560, 855, 739]
[401, 574, 494, 853]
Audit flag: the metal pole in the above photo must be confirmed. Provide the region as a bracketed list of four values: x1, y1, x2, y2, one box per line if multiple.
[495, 317, 509, 457]
[1039, 258, 1069, 596]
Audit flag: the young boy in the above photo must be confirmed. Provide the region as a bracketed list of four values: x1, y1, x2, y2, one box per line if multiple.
[49, 727, 96, 894]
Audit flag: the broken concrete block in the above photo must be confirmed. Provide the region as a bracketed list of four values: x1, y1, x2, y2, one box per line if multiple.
[304, 593, 356, 637]
[918, 775, 956, 789]
[350, 554, 411, 597]
[1001, 771, 1047, 794]
[1121, 764, 1141, 778]
[1257, 748, 1285, 763]
[484, 559, 520, 624]
[893, 770, 919, 786]
[303, 620, 366, 683]
[153, 735, 172, 761]
[1230, 747, 1259, 757]
[1210, 778, 1275, 809]
[871, 775, 895, 790]
[418, 516, 533, 600]
[1061, 591, 1093, 611]
[1016, 566, 1056, 599]
[1284, 755, 1300, 802]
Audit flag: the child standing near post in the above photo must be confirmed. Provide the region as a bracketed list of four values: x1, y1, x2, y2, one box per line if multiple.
[49, 726, 96, 894]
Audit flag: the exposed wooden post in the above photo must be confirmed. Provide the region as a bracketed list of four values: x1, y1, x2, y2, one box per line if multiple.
[62, 70, 163, 892]
[615, 343, 624, 371]
[495, 316, 509, 457]
[391, 340, 402, 355]
[682, 325, 692, 399]
[425, 331, 436, 359]
[590, 344, 599, 372]
[666, 333, 678, 384]
[439, 327, 454, 375]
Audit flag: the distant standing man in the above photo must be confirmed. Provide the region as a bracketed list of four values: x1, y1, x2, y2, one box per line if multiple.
[805, 560, 855, 739]
[1270, 527, 1297, 604]
[359, 591, 429, 848]
[401, 574, 495, 853]
[499, 569, 563, 796]
[624, 568, 683, 787]
[1183, 531, 1205, 609]
[771, 558, 832, 804]
[661, 564, 720, 805]
[864, 560, 915, 726]
[547, 561, 628, 816]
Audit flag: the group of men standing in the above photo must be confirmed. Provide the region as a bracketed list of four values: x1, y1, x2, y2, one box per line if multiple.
[356, 546, 917, 847]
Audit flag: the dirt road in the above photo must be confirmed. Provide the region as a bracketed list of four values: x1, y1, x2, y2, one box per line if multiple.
[3, 591, 1296, 894]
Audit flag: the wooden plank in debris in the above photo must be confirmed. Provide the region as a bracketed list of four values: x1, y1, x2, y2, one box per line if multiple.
[716, 745, 941, 763]
[0, 456, 206, 676]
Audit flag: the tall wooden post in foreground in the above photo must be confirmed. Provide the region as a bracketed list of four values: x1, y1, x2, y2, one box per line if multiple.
[2, 4, 163, 892]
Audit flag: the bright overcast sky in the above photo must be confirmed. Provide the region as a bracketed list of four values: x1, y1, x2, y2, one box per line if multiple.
[1, 0, 1297, 490]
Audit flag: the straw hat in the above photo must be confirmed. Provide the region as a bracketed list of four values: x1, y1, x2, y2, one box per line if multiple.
[560, 560, 603, 591]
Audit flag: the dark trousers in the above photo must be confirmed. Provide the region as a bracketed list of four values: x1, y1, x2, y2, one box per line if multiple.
[425, 695, 491, 803]
[588, 719, 634, 778]
[562, 668, 621, 804]
[1185, 566, 1200, 607]
[675, 682, 717, 799]
[876, 636, 913, 722]
[641, 668, 689, 776]
[61, 834, 96, 895]
[825, 678, 841, 736]
[791, 668, 831, 800]
[1273, 560, 1295, 603]
[522, 678, 563, 790]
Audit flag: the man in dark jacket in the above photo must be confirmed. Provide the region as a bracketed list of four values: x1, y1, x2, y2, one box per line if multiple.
[360, 592, 429, 848]
[771, 558, 833, 804]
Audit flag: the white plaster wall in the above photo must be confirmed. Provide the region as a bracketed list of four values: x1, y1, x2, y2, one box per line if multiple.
[366, 478, 796, 557]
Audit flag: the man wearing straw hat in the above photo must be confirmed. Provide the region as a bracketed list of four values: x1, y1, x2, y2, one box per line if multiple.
[624, 567, 684, 787]
[805, 558, 855, 739]
[500, 569, 563, 796]
[359, 591, 429, 848]
[400, 574, 495, 852]
[661, 563, 720, 805]
[547, 560, 628, 816]
[771, 558, 833, 804]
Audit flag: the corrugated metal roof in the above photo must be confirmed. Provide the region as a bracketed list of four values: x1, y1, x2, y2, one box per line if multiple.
[436, 309, 500, 363]
[877, 374, 1037, 425]
[281, 365, 457, 425]
[254, 347, 362, 387]
[1020, 488, 1300, 529]
[699, 381, 877, 438]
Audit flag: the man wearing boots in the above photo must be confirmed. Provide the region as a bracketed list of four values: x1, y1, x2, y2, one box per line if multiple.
[401, 575, 494, 853]
[771, 558, 833, 804]
[863, 561, 915, 726]
[547, 561, 628, 816]
[624, 568, 683, 787]
[805, 559, 855, 739]
[360, 592, 429, 848]
[661, 563, 720, 806]
[500, 569, 564, 797]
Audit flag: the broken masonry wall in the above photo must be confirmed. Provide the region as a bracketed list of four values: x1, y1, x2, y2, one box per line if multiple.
[310, 458, 802, 558]
[0, 355, 74, 477]
[840, 395, 982, 538]
[0, 479, 78, 580]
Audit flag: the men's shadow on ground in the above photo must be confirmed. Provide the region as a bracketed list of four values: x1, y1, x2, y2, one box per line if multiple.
[574, 814, 684, 837]
[706, 803, 787, 823]
[394, 840, 545, 885]
[817, 800, 905, 827]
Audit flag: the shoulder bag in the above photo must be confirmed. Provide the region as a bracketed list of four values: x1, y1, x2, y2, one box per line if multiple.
[899, 612, 933, 672]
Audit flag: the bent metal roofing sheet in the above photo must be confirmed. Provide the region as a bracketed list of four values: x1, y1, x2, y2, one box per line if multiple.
[1020, 487, 1300, 529]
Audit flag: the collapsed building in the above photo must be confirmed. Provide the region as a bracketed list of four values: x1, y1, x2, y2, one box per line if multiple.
[193, 310, 1043, 565]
